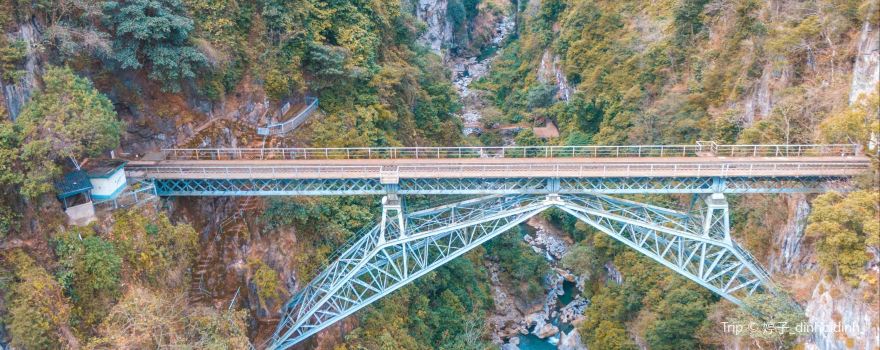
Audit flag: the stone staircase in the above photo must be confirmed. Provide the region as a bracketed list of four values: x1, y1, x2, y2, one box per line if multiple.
[188, 253, 214, 304]
[188, 197, 263, 304]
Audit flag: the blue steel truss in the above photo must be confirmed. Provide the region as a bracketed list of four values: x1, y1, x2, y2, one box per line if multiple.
[267, 193, 770, 349]
[153, 176, 850, 196]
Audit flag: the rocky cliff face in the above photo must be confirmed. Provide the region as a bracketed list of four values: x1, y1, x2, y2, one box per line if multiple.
[416, 0, 453, 54]
[795, 18, 880, 350]
[765, 195, 879, 349]
[537, 50, 573, 102]
[1, 22, 41, 120]
[849, 21, 880, 104]
[803, 279, 879, 350]
[769, 195, 813, 275]
[740, 64, 773, 126]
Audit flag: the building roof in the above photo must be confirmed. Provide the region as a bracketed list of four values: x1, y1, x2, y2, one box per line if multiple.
[82, 159, 127, 178]
[55, 170, 93, 199]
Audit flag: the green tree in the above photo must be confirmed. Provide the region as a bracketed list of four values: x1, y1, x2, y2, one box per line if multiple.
[551, 95, 605, 139]
[90, 286, 185, 348]
[819, 91, 879, 145]
[0, 120, 22, 188]
[2, 250, 77, 350]
[109, 210, 198, 288]
[514, 128, 544, 146]
[581, 289, 627, 333]
[248, 258, 281, 304]
[16, 66, 121, 199]
[0, 37, 26, 82]
[644, 287, 708, 350]
[526, 83, 557, 110]
[806, 191, 879, 285]
[484, 227, 549, 300]
[54, 227, 123, 329]
[102, 0, 207, 91]
[731, 293, 807, 348]
[184, 306, 251, 349]
[589, 320, 637, 350]
[303, 42, 349, 90]
[561, 242, 602, 280]
[713, 111, 742, 144]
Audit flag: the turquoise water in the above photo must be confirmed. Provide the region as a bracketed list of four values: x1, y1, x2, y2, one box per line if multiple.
[518, 333, 558, 350]
[559, 280, 576, 305]
[514, 223, 581, 349]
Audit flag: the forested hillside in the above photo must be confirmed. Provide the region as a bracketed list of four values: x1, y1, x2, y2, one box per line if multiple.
[0, 0, 878, 349]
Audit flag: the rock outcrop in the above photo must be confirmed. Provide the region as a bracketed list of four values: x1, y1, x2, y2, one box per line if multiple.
[416, 0, 453, 53]
[535, 322, 559, 339]
[769, 195, 813, 274]
[804, 278, 880, 350]
[558, 329, 587, 350]
[1, 22, 41, 120]
[537, 50, 573, 102]
[849, 21, 880, 104]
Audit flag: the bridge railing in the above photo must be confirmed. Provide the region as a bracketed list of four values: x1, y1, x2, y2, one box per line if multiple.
[709, 143, 860, 157]
[257, 97, 319, 136]
[93, 180, 158, 210]
[159, 143, 861, 161]
[133, 161, 868, 178]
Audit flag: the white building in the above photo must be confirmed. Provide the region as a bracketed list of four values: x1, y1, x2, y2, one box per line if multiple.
[83, 159, 128, 200]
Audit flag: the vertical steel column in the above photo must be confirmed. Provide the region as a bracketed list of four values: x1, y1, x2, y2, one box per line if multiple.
[378, 195, 405, 243]
[701, 193, 731, 243]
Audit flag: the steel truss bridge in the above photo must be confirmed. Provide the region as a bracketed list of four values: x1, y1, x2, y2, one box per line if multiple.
[124, 142, 869, 350]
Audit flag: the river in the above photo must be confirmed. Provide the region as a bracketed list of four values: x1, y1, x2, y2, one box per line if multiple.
[444, 8, 587, 350]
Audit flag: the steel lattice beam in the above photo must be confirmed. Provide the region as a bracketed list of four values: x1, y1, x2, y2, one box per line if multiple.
[268, 193, 771, 349]
[152, 176, 850, 196]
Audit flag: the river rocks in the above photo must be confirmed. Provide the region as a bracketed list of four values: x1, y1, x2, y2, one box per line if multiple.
[558, 329, 587, 350]
[525, 312, 546, 329]
[559, 297, 589, 324]
[501, 342, 520, 350]
[575, 274, 588, 292]
[536, 323, 559, 339]
[509, 336, 520, 346]
[554, 268, 577, 282]
[523, 230, 568, 261]
[448, 13, 514, 136]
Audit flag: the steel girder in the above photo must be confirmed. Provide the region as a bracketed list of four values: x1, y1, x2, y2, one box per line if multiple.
[268, 193, 771, 349]
[269, 195, 547, 349]
[153, 176, 848, 196]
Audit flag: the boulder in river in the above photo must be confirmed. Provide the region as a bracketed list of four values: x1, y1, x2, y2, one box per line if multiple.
[535, 323, 559, 338]
[558, 329, 587, 350]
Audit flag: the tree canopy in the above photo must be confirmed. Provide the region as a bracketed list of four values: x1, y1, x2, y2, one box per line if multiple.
[102, 0, 207, 91]
[807, 190, 880, 285]
[15, 66, 121, 198]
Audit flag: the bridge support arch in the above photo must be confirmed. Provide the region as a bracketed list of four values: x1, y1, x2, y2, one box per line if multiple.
[267, 193, 771, 349]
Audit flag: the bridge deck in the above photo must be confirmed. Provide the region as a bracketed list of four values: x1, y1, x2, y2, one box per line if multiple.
[126, 156, 869, 180]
